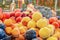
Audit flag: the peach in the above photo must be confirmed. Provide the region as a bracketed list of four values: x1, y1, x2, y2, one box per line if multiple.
[19, 35, 25, 40]
[0, 13, 3, 20]
[49, 17, 58, 24]
[27, 20, 36, 28]
[22, 17, 31, 26]
[11, 27, 20, 37]
[15, 12, 22, 17]
[10, 11, 15, 17]
[32, 12, 42, 21]
[52, 22, 59, 28]
[47, 36, 58, 40]
[16, 17, 22, 23]
[19, 26, 27, 35]
[39, 27, 51, 38]
[4, 19, 13, 26]
[3, 13, 10, 19]
[57, 20, 60, 27]
[5, 27, 12, 34]
[37, 18, 48, 28]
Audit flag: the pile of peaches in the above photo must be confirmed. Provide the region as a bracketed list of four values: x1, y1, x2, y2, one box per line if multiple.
[0, 8, 60, 40]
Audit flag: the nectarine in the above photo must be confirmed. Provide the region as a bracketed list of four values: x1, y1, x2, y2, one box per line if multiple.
[27, 20, 36, 28]
[52, 22, 59, 28]
[5, 27, 12, 34]
[22, 17, 31, 26]
[32, 12, 42, 21]
[37, 18, 48, 28]
[49, 17, 58, 24]
[19, 26, 27, 34]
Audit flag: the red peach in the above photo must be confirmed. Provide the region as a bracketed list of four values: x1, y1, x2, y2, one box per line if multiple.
[10, 16, 15, 20]
[10, 11, 15, 17]
[0, 13, 3, 19]
[49, 17, 58, 24]
[52, 22, 59, 28]
[19, 35, 25, 40]
[57, 20, 60, 27]
[3, 13, 10, 19]
[16, 17, 22, 23]
[5, 27, 12, 35]
[15, 12, 22, 17]
[22, 21, 28, 26]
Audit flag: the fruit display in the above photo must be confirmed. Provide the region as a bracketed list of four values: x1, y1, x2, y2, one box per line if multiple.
[0, 4, 60, 40]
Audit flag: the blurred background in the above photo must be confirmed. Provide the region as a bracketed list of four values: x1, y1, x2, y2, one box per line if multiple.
[0, 0, 60, 16]
[0, 0, 59, 9]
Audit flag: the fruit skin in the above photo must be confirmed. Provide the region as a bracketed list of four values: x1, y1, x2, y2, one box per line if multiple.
[49, 17, 58, 24]
[19, 35, 25, 40]
[10, 17, 16, 24]
[11, 27, 20, 37]
[16, 16, 22, 23]
[37, 18, 48, 28]
[10, 11, 15, 17]
[15, 12, 22, 17]
[5, 27, 12, 35]
[14, 22, 23, 28]
[39, 27, 51, 38]
[4, 19, 13, 26]
[30, 28, 39, 37]
[47, 24, 55, 35]
[47, 37, 57, 40]
[0, 28, 6, 39]
[57, 20, 60, 27]
[27, 20, 36, 28]
[19, 26, 27, 35]
[52, 22, 59, 28]
[32, 12, 42, 21]
[53, 28, 60, 38]
[25, 30, 36, 40]
[3, 13, 10, 19]
[22, 17, 31, 26]
[0, 13, 3, 20]
[0, 23, 5, 30]
[15, 35, 25, 40]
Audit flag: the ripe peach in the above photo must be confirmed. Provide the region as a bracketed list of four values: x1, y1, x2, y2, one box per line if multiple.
[5, 27, 12, 35]
[52, 22, 59, 28]
[49, 17, 58, 24]
[19, 26, 27, 35]
[32, 12, 42, 21]
[22, 17, 31, 26]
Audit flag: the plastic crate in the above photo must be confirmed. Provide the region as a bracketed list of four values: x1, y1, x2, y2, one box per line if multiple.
[0, 36, 11, 40]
